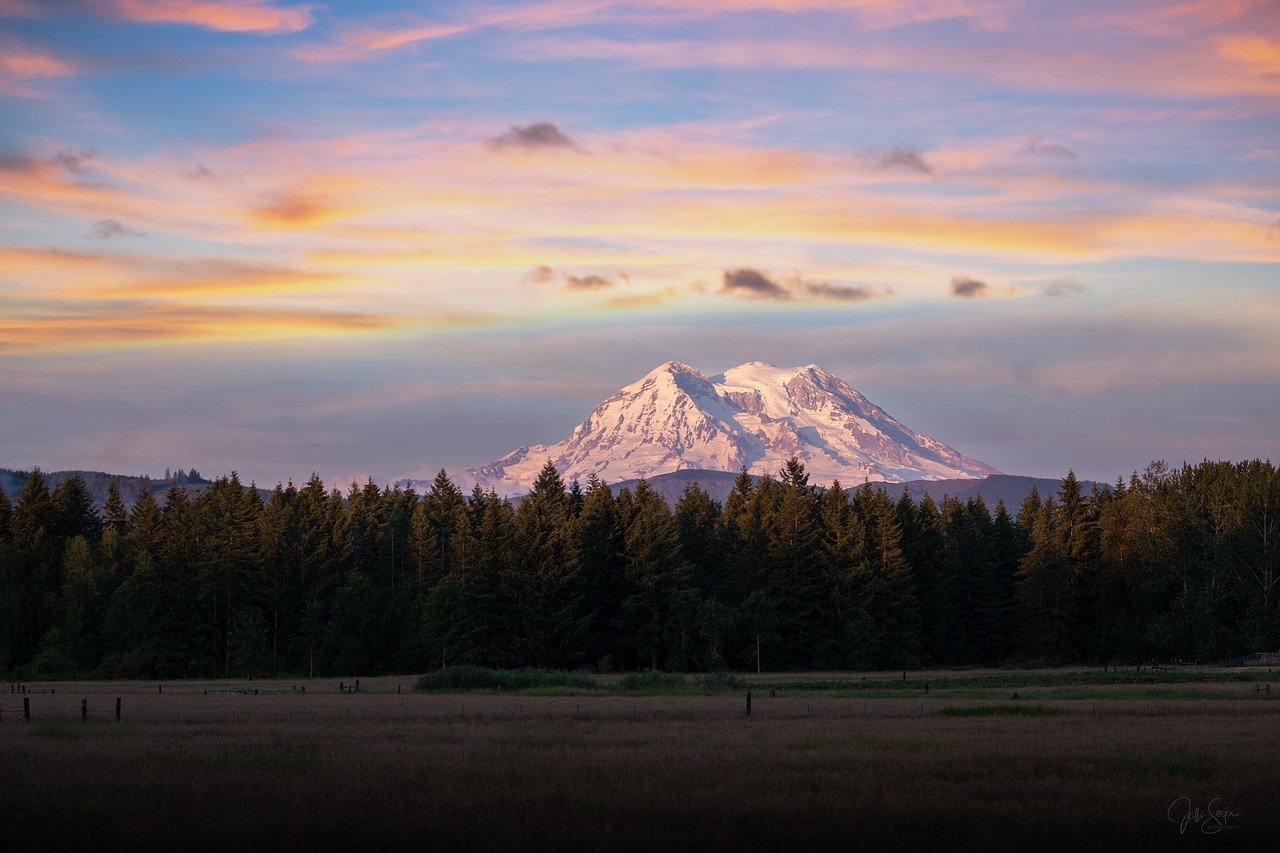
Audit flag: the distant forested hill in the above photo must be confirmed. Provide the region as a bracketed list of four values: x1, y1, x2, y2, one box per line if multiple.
[0, 468, 211, 507]
[610, 470, 1090, 510]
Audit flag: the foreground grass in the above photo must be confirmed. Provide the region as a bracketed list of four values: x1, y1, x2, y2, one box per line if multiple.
[2, 680, 1278, 850]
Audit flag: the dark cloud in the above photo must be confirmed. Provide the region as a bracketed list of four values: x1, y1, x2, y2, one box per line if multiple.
[185, 164, 216, 181]
[1026, 137, 1077, 160]
[802, 282, 876, 302]
[525, 265, 619, 291]
[721, 269, 890, 302]
[486, 122, 574, 151]
[523, 265, 556, 284]
[722, 268, 792, 301]
[51, 147, 96, 174]
[1045, 276, 1086, 298]
[875, 146, 933, 175]
[89, 219, 145, 239]
[950, 276, 988, 298]
[565, 273, 614, 291]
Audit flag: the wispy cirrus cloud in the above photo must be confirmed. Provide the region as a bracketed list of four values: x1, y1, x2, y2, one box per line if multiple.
[86, 0, 313, 34]
[292, 0, 609, 63]
[0, 36, 77, 96]
[0, 297, 397, 353]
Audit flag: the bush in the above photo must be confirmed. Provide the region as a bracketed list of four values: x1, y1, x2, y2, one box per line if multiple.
[415, 666, 596, 692]
[697, 670, 743, 693]
[415, 665, 501, 691]
[617, 671, 686, 691]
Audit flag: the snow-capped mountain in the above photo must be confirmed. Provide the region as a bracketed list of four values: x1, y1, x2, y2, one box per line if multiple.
[444, 360, 998, 497]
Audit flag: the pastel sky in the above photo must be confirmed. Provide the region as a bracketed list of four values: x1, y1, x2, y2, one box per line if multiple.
[2, 0, 1278, 488]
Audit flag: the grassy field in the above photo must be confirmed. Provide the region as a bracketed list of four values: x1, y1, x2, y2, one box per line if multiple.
[3, 668, 1277, 850]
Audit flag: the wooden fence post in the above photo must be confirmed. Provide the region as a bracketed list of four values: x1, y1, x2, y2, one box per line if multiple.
[115, 697, 122, 722]
[746, 690, 752, 717]
[23, 697, 30, 721]
[81, 699, 87, 722]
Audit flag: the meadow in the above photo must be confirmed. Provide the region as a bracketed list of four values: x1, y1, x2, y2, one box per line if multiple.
[3, 668, 1277, 850]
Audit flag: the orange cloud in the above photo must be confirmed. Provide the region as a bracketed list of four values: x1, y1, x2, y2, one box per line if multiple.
[1218, 35, 1280, 75]
[95, 0, 312, 33]
[0, 246, 346, 297]
[0, 299, 398, 353]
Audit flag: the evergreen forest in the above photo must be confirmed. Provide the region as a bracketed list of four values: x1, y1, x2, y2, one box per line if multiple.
[0, 457, 1276, 678]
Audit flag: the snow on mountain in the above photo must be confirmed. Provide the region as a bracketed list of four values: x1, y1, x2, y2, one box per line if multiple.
[440, 361, 998, 497]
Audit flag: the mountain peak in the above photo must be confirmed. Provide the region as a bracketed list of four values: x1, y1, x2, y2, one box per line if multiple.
[462, 360, 998, 496]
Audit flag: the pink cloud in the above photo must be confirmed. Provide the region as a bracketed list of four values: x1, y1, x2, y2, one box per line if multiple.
[92, 0, 312, 33]
[0, 36, 77, 97]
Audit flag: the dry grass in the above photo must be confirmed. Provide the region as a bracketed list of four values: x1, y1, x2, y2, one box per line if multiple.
[2, 676, 1278, 850]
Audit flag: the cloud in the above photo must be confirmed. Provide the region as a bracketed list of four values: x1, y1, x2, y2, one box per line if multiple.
[874, 146, 934, 175]
[0, 37, 77, 96]
[89, 218, 146, 239]
[1217, 35, 1280, 76]
[722, 268, 791, 300]
[0, 297, 398, 353]
[486, 122, 574, 151]
[523, 264, 557, 284]
[525, 265, 622, 291]
[950, 275, 988, 298]
[802, 281, 878, 301]
[91, 0, 312, 34]
[1026, 137, 1076, 160]
[721, 268, 891, 302]
[185, 164, 216, 181]
[52, 148, 96, 174]
[1044, 276, 1086, 298]
[564, 273, 613, 290]
[249, 191, 337, 226]
[291, 1, 608, 63]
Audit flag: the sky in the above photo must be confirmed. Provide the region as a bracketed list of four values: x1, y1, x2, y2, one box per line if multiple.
[1, 0, 1278, 489]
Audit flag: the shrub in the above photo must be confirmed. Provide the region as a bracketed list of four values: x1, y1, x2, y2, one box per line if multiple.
[697, 670, 743, 693]
[415, 665, 501, 691]
[617, 671, 686, 691]
[500, 668, 596, 691]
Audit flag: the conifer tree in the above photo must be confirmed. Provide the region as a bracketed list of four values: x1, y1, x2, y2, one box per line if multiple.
[51, 474, 102, 543]
[1015, 500, 1075, 663]
[905, 493, 950, 662]
[412, 470, 467, 583]
[0, 484, 11, 541]
[674, 482, 721, 598]
[513, 462, 583, 667]
[573, 475, 627, 669]
[765, 457, 828, 667]
[103, 481, 129, 538]
[620, 479, 687, 671]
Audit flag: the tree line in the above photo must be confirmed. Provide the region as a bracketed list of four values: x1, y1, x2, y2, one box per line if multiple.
[0, 457, 1275, 678]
